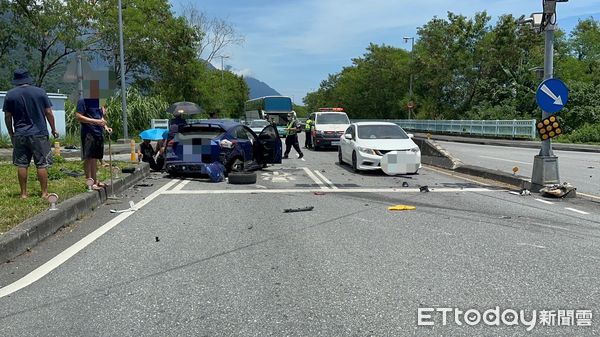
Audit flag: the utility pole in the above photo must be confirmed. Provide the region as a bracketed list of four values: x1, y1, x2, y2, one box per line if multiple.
[118, 0, 128, 140]
[76, 52, 84, 100]
[219, 55, 229, 114]
[530, 0, 567, 191]
[403, 36, 415, 120]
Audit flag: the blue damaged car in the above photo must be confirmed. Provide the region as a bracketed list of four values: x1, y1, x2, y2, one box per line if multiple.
[164, 120, 282, 177]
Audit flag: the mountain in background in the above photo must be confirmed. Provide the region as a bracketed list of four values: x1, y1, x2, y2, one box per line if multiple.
[244, 76, 281, 99]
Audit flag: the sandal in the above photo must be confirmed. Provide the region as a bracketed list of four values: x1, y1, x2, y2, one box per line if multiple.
[95, 181, 107, 188]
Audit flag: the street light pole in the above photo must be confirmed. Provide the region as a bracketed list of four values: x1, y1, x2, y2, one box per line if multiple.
[219, 55, 229, 113]
[118, 0, 128, 139]
[404, 37, 415, 120]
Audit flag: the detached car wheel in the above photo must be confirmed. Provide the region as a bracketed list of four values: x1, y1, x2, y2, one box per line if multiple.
[228, 171, 257, 184]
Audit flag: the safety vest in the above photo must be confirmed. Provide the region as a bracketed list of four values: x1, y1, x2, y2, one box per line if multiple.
[305, 119, 312, 131]
[287, 120, 297, 135]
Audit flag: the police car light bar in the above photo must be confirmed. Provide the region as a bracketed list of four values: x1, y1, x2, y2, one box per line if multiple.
[318, 108, 345, 112]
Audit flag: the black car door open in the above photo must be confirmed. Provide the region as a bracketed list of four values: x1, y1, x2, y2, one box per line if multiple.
[256, 125, 282, 164]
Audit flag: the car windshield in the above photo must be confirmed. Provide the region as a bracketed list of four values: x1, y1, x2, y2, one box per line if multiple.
[178, 125, 225, 139]
[357, 125, 409, 139]
[250, 120, 269, 128]
[317, 114, 350, 124]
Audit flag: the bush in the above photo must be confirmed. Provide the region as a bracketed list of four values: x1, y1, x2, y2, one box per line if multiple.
[560, 123, 600, 144]
[65, 87, 170, 139]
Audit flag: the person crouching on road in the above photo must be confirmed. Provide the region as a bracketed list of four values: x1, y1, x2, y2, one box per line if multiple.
[304, 117, 313, 149]
[283, 113, 303, 159]
[2, 69, 59, 199]
[138, 139, 164, 171]
[76, 99, 112, 190]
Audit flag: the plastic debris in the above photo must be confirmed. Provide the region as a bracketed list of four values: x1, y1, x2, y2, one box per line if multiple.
[284, 206, 314, 213]
[388, 205, 416, 211]
[206, 162, 225, 182]
[110, 201, 136, 213]
[419, 186, 430, 193]
[520, 189, 531, 196]
[402, 182, 409, 187]
[314, 191, 326, 195]
[155, 236, 160, 242]
[134, 183, 153, 187]
[540, 183, 577, 198]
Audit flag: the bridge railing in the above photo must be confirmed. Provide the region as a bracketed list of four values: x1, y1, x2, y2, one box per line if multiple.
[350, 119, 537, 140]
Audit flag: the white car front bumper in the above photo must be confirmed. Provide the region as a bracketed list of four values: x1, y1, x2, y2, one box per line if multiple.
[356, 150, 421, 173]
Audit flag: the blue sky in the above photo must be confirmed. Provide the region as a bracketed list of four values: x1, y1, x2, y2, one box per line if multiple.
[170, 1, 600, 104]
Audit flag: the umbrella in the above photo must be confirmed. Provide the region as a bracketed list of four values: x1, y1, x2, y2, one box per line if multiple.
[139, 128, 168, 141]
[167, 101, 202, 116]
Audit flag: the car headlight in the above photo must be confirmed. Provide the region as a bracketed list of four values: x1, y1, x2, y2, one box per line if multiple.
[357, 146, 376, 155]
[410, 146, 420, 153]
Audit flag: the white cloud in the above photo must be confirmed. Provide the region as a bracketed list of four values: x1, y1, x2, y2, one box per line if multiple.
[231, 67, 253, 77]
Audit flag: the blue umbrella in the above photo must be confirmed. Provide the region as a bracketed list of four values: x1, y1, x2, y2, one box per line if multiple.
[139, 128, 168, 141]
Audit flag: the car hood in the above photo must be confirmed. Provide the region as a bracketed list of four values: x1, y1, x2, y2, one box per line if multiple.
[356, 138, 418, 151]
[315, 124, 349, 132]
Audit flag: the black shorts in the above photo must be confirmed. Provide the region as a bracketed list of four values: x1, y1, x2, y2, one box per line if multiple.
[12, 135, 53, 168]
[81, 133, 104, 160]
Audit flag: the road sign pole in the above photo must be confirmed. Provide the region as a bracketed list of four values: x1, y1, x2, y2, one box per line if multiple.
[531, 12, 560, 192]
[541, 28, 554, 157]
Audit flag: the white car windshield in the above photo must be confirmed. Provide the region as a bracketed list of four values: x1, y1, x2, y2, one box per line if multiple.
[358, 125, 409, 139]
[317, 114, 350, 124]
[250, 120, 269, 127]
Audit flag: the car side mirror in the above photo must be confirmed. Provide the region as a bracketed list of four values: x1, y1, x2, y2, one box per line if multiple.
[344, 133, 353, 140]
[407, 133, 414, 139]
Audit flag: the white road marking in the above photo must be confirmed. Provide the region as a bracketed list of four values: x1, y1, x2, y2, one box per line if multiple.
[301, 158, 306, 161]
[517, 243, 547, 249]
[479, 155, 531, 165]
[162, 187, 495, 195]
[313, 170, 339, 190]
[302, 167, 329, 190]
[565, 207, 590, 215]
[255, 184, 268, 189]
[261, 171, 295, 183]
[0, 179, 180, 299]
[171, 179, 190, 192]
[535, 198, 555, 205]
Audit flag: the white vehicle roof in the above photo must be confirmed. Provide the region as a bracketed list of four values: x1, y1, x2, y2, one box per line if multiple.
[353, 121, 400, 126]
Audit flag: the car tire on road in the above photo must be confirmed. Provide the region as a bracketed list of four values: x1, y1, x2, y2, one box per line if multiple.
[228, 171, 257, 184]
[338, 147, 344, 165]
[352, 151, 360, 173]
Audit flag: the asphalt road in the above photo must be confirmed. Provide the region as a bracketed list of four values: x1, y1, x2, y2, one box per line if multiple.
[437, 141, 600, 197]
[1, 135, 599, 336]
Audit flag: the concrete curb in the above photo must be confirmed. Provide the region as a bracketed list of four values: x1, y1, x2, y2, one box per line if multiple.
[0, 163, 150, 262]
[415, 136, 530, 189]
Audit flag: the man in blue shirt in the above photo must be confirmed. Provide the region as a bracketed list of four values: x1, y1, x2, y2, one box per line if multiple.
[3, 69, 59, 199]
[76, 98, 112, 189]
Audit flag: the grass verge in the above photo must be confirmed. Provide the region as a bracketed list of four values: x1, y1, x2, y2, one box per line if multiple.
[0, 156, 127, 235]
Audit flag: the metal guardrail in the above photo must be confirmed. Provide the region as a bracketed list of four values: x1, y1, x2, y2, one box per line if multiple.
[351, 119, 537, 140]
[151, 118, 537, 139]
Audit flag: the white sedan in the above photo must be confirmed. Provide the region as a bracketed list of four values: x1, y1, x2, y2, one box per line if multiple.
[248, 119, 271, 134]
[338, 122, 421, 174]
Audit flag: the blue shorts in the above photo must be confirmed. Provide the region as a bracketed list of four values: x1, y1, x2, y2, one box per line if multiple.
[12, 135, 53, 168]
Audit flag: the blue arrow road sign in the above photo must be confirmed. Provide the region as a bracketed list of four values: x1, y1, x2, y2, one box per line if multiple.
[536, 79, 569, 114]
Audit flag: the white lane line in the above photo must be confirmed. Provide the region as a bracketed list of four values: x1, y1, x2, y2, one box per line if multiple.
[313, 170, 339, 190]
[302, 167, 329, 190]
[479, 155, 532, 165]
[162, 187, 494, 195]
[0, 179, 180, 299]
[565, 207, 590, 215]
[423, 166, 491, 187]
[301, 158, 306, 161]
[171, 179, 190, 192]
[517, 243, 547, 249]
[535, 198, 555, 205]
